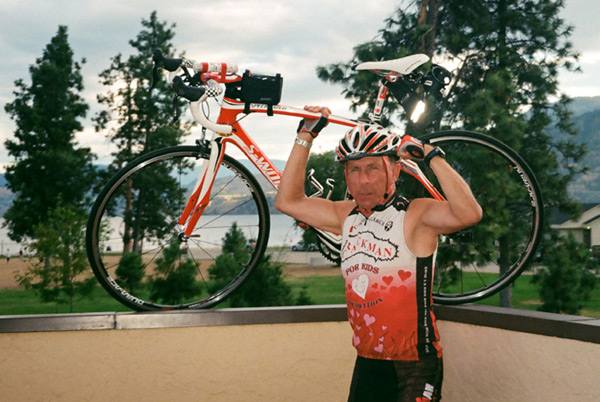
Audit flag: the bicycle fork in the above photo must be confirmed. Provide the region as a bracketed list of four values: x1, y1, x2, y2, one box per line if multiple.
[177, 138, 226, 240]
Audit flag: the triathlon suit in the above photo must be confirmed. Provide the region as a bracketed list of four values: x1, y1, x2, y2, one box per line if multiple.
[341, 195, 443, 402]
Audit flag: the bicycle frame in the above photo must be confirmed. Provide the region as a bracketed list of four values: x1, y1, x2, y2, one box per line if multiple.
[177, 94, 443, 239]
[176, 99, 356, 237]
[158, 51, 446, 239]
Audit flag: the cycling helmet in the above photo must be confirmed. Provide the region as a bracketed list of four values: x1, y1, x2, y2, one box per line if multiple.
[335, 124, 401, 163]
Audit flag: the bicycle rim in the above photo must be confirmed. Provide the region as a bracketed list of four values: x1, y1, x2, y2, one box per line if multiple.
[86, 146, 270, 310]
[414, 131, 544, 304]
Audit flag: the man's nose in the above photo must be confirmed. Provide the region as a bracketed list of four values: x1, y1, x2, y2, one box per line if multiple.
[358, 171, 370, 185]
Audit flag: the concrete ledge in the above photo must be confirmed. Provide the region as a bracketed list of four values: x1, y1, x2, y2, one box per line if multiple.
[433, 304, 600, 344]
[1, 304, 599, 345]
[0, 304, 348, 333]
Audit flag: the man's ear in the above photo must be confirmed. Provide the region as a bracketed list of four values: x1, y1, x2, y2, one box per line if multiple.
[343, 164, 354, 198]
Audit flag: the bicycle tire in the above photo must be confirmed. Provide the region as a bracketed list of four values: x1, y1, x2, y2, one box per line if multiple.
[86, 145, 270, 311]
[414, 130, 544, 305]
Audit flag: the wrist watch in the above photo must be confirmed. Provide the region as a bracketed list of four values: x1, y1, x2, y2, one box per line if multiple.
[424, 146, 446, 167]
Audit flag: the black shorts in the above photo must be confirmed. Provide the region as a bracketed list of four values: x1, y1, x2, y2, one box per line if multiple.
[348, 355, 443, 402]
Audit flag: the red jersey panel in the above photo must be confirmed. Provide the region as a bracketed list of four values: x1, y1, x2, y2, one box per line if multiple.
[341, 196, 442, 361]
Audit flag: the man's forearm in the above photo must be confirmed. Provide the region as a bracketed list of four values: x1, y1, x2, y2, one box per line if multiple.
[274, 131, 314, 215]
[426, 146, 482, 226]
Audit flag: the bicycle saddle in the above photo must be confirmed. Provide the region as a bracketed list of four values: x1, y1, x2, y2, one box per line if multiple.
[353, 54, 429, 75]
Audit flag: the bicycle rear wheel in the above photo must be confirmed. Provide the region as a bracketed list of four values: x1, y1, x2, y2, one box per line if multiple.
[411, 130, 544, 304]
[86, 145, 270, 311]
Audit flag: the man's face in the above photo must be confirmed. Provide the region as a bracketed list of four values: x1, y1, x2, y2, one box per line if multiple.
[345, 156, 395, 211]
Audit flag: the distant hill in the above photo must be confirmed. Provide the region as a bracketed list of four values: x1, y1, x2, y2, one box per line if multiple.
[568, 96, 600, 116]
[542, 96, 600, 203]
[1, 96, 599, 218]
[0, 159, 289, 218]
[0, 174, 12, 217]
[185, 159, 286, 215]
[553, 100, 600, 203]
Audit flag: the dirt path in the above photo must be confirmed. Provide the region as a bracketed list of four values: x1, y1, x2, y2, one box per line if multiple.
[0, 255, 339, 290]
[0, 257, 31, 289]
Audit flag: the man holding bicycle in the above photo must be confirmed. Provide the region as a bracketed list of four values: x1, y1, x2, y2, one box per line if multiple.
[275, 106, 482, 402]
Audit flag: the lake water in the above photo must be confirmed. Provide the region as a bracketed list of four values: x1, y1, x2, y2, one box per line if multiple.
[0, 214, 304, 256]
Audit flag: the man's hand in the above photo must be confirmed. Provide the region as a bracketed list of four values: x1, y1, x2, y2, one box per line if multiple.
[276, 104, 350, 236]
[297, 106, 332, 138]
[397, 135, 426, 161]
[303, 105, 332, 118]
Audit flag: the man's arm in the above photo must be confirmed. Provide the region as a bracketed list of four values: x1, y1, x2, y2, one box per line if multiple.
[417, 144, 482, 233]
[274, 106, 354, 235]
[402, 144, 483, 256]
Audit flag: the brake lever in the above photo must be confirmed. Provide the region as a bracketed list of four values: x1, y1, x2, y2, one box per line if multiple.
[180, 66, 194, 82]
[151, 49, 186, 93]
[151, 65, 160, 92]
[170, 94, 181, 125]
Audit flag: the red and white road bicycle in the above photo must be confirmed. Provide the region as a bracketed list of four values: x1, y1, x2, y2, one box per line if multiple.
[86, 50, 543, 311]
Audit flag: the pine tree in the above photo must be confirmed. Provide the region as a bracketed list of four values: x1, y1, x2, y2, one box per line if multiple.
[532, 232, 599, 314]
[208, 223, 298, 307]
[148, 241, 201, 305]
[317, 0, 583, 307]
[94, 11, 192, 253]
[95, 11, 190, 164]
[3, 25, 95, 241]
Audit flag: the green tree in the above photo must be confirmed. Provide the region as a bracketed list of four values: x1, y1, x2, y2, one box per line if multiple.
[15, 206, 95, 313]
[148, 241, 201, 305]
[209, 223, 310, 307]
[226, 254, 295, 307]
[116, 252, 145, 293]
[532, 232, 599, 314]
[305, 151, 347, 201]
[295, 285, 313, 306]
[317, 0, 583, 307]
[94, 11, 192, 253]
[3, 25, 95, 241]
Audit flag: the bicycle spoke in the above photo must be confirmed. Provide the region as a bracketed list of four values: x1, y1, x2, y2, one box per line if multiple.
[86, 147, 270, 310]
[418, 131, 543, 304]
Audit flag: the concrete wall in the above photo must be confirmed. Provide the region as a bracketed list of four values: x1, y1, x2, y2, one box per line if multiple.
[1, 322, 354, 402]
[1, 305, 599, 401]
[439, 321, 600, 400]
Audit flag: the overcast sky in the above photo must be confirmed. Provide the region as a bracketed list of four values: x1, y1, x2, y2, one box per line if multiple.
[0, 0, 598, 170]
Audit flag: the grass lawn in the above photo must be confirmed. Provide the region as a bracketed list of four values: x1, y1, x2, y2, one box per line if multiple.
[1, 270, 599, 318]
[287, 275, 346, 305]
[0, 287, 131, 315]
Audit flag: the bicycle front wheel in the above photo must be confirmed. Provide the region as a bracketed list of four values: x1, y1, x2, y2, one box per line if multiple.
[415, 131, 544, 305]
[86, 145, 270, 311]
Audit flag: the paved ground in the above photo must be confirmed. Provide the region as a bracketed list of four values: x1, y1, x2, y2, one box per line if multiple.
[268, 249, 333, 265]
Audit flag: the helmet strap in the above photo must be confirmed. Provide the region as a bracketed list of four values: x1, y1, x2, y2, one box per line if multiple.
[380, 156, 396, 203]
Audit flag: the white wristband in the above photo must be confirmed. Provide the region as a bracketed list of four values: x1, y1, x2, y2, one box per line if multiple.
[294, 137, 312, 149]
